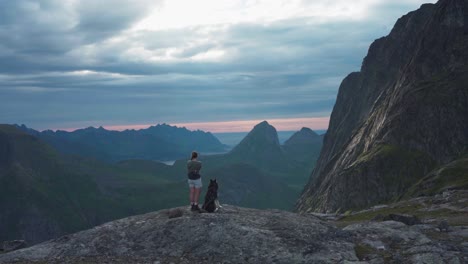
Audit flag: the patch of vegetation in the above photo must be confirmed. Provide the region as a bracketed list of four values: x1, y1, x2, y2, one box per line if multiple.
[354, 243, 392, 263]
[339, 204, 423, 223]
[405, 158, 468, 198]
[344, 143, 437, 208]
[354, 244, 376, 261]
[339, 200, 468, 227]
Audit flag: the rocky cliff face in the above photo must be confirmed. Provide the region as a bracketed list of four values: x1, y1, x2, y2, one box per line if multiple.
[297, 0, 468, 213]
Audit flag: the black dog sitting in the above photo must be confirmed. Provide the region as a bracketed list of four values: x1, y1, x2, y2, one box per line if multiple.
[202, 179, 220, 213]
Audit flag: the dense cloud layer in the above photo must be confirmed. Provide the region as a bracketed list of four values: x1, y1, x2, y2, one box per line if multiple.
[0, 0, 436, 131]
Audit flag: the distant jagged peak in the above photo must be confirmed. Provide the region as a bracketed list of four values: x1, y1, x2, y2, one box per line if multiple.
[299, 127, 319, 136]
[284, 127, 320, 146]
[149, 123, 172, 129]
[244, 121, 279, 145]
[148, 123, 211, 134]
[79, 126, 106, 131]
[230, 121, 282, 157]
[252, 120, 275, 131]
[255, 120, 270, 127]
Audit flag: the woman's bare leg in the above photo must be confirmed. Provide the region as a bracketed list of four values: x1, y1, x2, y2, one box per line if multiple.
[194, 187, 201, 205]
[189, 187, 195, 204]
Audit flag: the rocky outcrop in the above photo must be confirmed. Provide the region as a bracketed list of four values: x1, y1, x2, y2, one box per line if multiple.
[0, 206, 353, 263]
[338, 190, 468, 262]
[382, 214, 422, 226]
[0, 204, 466, 264]
[297, 0, 468, 213]
[1, 240, 27, 253]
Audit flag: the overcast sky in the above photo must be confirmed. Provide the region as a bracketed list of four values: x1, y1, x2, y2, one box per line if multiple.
[0, 0, 436, 132]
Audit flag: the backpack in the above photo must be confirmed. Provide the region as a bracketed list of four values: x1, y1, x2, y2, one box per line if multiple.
[188, 171, 201, 180]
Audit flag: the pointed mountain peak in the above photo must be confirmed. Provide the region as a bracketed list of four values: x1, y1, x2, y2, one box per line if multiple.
[284, 127, 320, 146]
[299, 127, 317, 134]
[255, 120, 270, 127]
[231, 121, 281, 155]
[249, 121, 279, 142]
[249, 121, 276, 135]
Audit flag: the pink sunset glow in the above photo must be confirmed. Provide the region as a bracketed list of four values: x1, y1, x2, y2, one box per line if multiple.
[99, 117, 330, 133]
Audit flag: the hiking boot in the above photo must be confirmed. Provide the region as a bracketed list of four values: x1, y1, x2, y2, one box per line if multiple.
[190, 204, 196, 211]
[193, 204, 201, 212]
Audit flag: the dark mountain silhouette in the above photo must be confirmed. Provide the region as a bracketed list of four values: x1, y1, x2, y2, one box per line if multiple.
[231, 121, 281, 151]
[284, 127, 320, 145]
[15, 124, 226, 162]
[283, 127, 323, 164]
[225, 122, 323, 174]
[228, 121, 286, 171]
[297, 0, 468, 213]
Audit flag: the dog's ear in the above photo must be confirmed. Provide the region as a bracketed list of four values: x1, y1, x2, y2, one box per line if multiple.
[214, 178, 217, 182]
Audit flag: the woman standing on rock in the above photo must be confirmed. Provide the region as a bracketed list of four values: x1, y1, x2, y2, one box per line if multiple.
[187, 151, 202, 211]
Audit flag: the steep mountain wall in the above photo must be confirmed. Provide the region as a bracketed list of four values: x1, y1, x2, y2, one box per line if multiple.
[297, 0, 468, 213]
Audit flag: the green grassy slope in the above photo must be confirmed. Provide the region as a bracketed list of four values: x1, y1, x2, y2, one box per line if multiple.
[404, 157, 468, 198]
[0, 125, 187, 244]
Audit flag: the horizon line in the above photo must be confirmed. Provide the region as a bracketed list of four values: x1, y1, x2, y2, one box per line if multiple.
[35, 117, 330, 133]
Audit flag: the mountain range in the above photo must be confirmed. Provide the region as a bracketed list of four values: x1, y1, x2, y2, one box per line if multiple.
[0, 122, 323, 245]
[15, 124, 226, 163]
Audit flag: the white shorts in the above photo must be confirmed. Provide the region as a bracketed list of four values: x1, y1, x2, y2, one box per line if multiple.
[188, 178, 202, 189]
